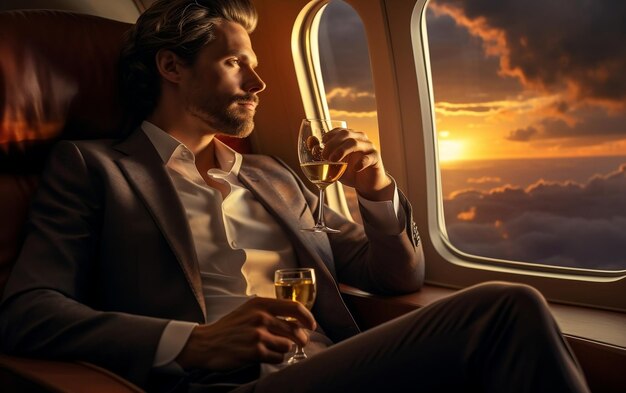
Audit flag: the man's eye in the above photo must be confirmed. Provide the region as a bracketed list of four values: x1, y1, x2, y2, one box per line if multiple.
[228, 58, 240, 66]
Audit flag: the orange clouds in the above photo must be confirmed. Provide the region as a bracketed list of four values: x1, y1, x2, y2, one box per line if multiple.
[326, 87, 377, 115]
[435, 95, 573, 123]
[467, 176, 502, 184]
[427, 0, 626, 152]
[430, 0, 626, 110]
[429, 2, 510, 75]
[457, 206, 476, 221]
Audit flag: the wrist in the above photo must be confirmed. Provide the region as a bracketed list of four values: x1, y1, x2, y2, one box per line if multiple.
[357, 175, 394, 201]
[175, 325, 202, 369]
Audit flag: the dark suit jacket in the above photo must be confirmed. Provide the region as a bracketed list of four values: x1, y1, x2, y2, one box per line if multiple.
[0, 129, 423, 388]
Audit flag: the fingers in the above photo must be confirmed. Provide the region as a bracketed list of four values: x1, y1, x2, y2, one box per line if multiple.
[246, 297, 315, 329]
[246, 300, 313, 362]
[253, 328, 308, 364]
[331, 141, 378, 172]
[254, 344, 286, 364]
[319, 128, 392, 197]
[266, 317, 310, 348]
[253, 326, 294, 362]
[322, 128, 380, 170]
[241, 298, 316, 345]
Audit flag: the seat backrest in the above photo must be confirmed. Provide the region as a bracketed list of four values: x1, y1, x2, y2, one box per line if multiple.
[0, 10, 133, 293]
[0, 10, 250, 293]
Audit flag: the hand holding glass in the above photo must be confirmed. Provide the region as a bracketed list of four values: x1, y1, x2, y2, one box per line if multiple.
[274, 268, 317, 364]
[298, 119, 348, 233]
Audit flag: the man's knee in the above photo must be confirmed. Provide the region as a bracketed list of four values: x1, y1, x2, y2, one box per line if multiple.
[465, 281, 548, 315]
[459, 282, 556, 345]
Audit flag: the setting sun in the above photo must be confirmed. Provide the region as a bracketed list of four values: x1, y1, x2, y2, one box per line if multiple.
[437, 131, 464, 162]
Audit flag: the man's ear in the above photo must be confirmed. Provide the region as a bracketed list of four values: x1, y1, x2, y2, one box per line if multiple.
[155, 49, 186, 83]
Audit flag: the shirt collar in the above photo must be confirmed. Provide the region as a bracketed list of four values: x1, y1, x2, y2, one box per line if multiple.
[213, 136, 242, 177]
[141, 121, 242, 176]
[141, 121, 181, 164]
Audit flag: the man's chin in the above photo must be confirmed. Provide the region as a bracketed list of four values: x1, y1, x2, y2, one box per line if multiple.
[220, 120, 254, 138]
[222, 129, 253, 139]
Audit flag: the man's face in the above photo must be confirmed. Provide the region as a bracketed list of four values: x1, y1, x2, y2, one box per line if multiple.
[180, 20, 266, 138]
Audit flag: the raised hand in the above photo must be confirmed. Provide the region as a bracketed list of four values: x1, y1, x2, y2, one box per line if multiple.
[322, 127, 394, 201]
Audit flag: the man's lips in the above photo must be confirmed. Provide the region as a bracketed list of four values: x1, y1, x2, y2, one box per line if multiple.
[237, 101, 257, 110]
[232, 95, 259, 112]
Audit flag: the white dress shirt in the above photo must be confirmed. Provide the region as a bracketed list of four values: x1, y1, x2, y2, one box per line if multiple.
[141, 121, 403, 373]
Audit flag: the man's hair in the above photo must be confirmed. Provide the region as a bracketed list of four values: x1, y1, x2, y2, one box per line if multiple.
[119, 0, 257, 123]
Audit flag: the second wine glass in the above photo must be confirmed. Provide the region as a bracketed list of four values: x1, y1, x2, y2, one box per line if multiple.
[274, 268, 317, 364]
[298, 119, 348, 233]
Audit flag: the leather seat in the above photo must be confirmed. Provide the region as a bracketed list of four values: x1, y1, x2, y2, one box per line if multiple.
[0, 10, 131, 292]
[0, 10, 252, 392]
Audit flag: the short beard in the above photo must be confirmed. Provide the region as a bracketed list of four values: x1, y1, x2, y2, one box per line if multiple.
[189, 94, 258, 138]
[220, 106, 255, 138]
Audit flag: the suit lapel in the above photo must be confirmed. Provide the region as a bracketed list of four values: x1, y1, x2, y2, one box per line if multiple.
[238, 163, 334, 272]
[239, 158, 360, 341]
[114, 130, 207, 320]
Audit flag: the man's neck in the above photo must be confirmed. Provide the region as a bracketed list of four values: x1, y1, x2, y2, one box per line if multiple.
[195, 142, 218, 174]
[146, 113, 219, 173]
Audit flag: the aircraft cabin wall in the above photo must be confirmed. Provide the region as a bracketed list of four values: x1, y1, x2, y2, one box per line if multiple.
[0, 0, 624, 392]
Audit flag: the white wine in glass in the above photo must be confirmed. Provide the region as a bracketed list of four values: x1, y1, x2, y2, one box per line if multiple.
[274, 268, 317, 364]
[298, 119, 348, 233]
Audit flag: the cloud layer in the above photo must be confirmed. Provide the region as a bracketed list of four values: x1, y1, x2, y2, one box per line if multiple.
[428, 0, 626, 150]
[444, 163, 626, 269]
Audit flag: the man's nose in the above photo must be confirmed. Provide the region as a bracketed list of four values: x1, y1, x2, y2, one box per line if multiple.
[244, 68, 266, 94]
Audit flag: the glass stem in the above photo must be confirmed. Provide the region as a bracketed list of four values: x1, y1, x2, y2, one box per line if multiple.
[294, 344, 306, 359]
[316, 188, 326, 228]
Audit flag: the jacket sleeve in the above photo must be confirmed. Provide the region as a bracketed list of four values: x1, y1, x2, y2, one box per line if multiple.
[327, 187, 425, 295]
[0, 141, 168, 386]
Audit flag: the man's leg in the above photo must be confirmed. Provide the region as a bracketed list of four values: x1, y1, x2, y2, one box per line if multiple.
[246, 282, 590, 393]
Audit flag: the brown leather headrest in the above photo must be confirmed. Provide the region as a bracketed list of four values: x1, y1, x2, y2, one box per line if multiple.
[0, 9, 252, 173]
[0, 10, 133, 171]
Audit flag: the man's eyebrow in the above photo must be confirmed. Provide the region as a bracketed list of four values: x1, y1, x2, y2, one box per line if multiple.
[230, 52, 259, 67]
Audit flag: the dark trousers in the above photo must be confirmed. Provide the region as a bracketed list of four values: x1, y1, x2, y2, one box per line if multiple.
[178, 282, 591, 393]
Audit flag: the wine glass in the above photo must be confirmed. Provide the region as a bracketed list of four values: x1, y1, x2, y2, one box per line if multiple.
[274, 268, 317, 364]
[298, 119, 348, 233]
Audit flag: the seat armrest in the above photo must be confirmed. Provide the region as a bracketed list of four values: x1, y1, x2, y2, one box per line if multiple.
[0, 355, 144, 393]
[339, 283, 454, 330]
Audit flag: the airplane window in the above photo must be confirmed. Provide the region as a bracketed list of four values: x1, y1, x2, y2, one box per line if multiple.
[425, 0, 626, 271]
[317, 0, 381, 224]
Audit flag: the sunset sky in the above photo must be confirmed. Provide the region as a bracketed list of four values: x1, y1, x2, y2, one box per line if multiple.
[317, 0, 626, 269]
[319, 0, 626, 162]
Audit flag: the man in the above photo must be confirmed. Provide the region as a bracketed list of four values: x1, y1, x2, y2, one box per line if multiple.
[0, 1, 590, 392]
